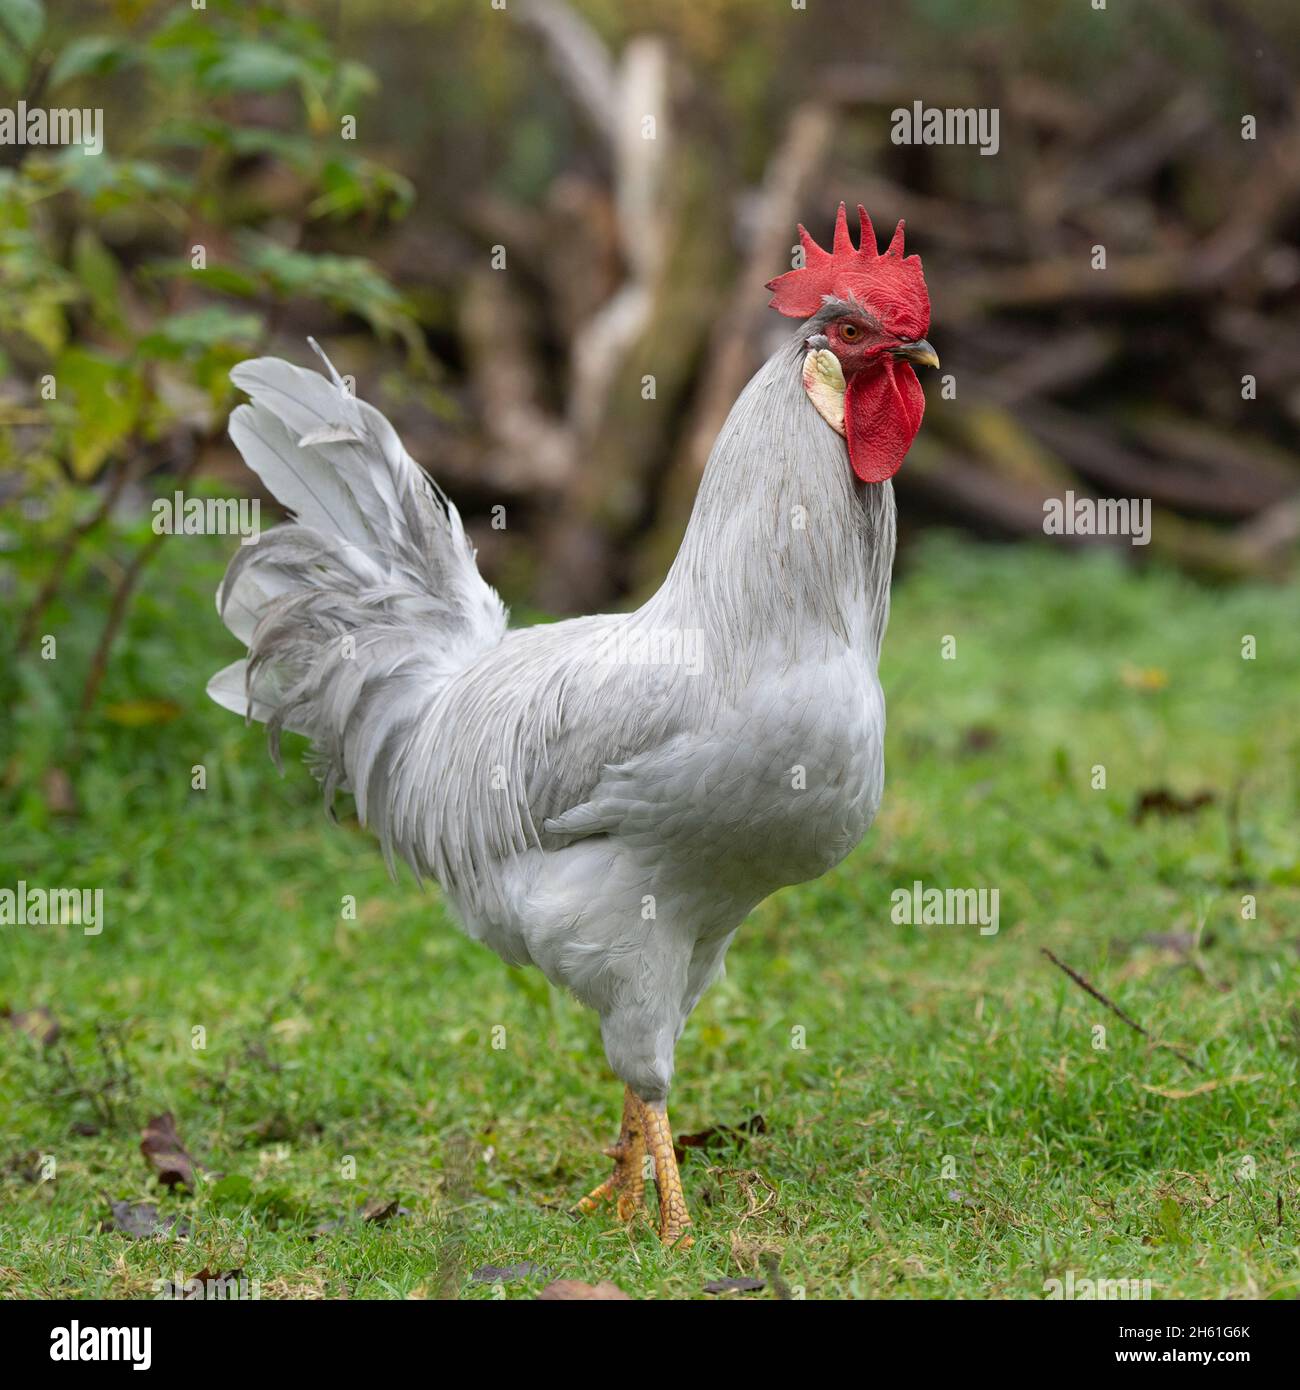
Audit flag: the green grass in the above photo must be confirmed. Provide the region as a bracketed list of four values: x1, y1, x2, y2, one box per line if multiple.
[1, 531, 1298, 1300]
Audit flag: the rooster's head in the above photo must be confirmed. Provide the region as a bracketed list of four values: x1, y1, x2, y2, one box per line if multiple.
[766, 202, 937, 483]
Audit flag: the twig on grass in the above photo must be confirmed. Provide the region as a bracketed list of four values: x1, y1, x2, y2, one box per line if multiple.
[1040, 947, 1204, 1072]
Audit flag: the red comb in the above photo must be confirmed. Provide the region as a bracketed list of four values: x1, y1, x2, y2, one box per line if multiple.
[765, 202, 930, 339]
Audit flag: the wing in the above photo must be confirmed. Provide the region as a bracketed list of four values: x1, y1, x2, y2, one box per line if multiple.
[387, 610, 709, 915]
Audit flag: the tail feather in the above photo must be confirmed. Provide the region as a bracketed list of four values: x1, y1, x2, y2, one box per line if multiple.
[208, 345, 508, 858]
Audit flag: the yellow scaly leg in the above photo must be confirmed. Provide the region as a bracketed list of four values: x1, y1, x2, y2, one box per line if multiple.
[575, 1085, 647, 1221]
[637, 1097, 693, 1248]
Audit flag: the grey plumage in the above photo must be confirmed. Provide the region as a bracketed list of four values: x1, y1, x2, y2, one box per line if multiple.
[210, 309, 895, 1101]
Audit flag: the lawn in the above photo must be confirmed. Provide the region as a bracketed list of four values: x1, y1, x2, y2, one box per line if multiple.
[1, 530, 1297, 1300]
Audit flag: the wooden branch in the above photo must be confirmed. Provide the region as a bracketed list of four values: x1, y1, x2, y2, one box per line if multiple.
[982, 328, 1119, 406]
[77, 449, 202, 719]
[1019, 402, 1294, 519]
[16, 457, 135, 653]
[822, 174, 1021, 255]
[514, 0, 619, 152]
[1031, 90, 1215, 225]
[678, 102, 836, 483]
[459, 271, 575, 493]
[564, 35, 671, 452]
[896, 441, 1093, 542]
[1041, 947, 1204, 1073]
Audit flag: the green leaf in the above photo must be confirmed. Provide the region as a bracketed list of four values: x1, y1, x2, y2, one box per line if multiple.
[137, 306, 263, 358]
[0, 34, 26, 90]
[144, 258, 263, 299]
[71, 227, 125, 331]
[227, 125, 318, 168]
[0, 0, 43, 52]
[1156, 1197, 1190, 1247]
[239, 237, 421, 353]
[309, 156, 415, 222]
[48, 347, 142, 480]
[102, 698, 182, 728]
[18, 298, 65, 354]
[208, 1174, 253, 1207]
[203, 40, 306, 93]
[48, 35, 136, 87]
[41, 152, 194, 208]
[334, 60, 377, 109]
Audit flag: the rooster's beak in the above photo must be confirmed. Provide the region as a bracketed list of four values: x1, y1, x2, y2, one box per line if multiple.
[891, 339, 940, 370]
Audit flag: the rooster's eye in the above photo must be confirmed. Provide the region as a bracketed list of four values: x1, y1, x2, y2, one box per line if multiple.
[839, 323, 861, 341]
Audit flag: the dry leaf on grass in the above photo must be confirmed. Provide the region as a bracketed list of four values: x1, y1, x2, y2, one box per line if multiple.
[1140, 1074, 1264, 1100]
[471, 1262, 551, 1283]
[41, 767, 78, 815]
[4, 1150, 45, 1183]
[1132, 787, 1216, 823]
[361, 1198, 411, 1224]
[2, 1006, 60, 1047]
[161, 1267, 245, 1299]
[538, 1279, 630, 1300]
[674, 1114, 767, 1162]
[703, 1277, 766, 1295]
[141, 1113, 200, 1189]
[101, 1201, 191, 1240]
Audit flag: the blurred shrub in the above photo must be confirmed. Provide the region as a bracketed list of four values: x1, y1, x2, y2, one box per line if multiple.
[1, 0, 423, 716]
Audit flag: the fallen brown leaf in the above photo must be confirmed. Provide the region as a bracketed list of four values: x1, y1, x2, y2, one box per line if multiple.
[4, 1150, 45, 1183]
[101, 1200, 191, 1240]
[960, 724, 1000, 753]
[538, 1279, 631, 1301]
[471, 1262, 551, 1283]
[1132, 787, 1216, 823]
[361, 1198, 411, 1224]
[2, 1006, 60, 1047]
[161, 1267, 244, 1300]
[674, 1114, 767, 1162]
[1138, 931, 1205, 955]
[41, 767, 78, 815]
[140, 1112, 199, 1189]
[1140, 1073, 1264, 1100]
[1121, 665, 1169, 692]
[703, 1277, 766, 1295]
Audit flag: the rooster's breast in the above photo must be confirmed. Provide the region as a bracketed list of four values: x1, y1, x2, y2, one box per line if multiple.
[455, 643, 885, 1018]
[686, 646, 886, 897]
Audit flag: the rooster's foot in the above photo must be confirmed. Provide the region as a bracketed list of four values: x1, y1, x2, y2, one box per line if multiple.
[575, 1085, 647, 1221]
[639, 1098, 694, 1248]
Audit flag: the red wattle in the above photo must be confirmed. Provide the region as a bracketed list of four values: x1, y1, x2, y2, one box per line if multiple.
[844, 359, 925, 483]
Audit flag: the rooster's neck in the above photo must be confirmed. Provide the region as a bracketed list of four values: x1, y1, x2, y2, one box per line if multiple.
[649, 335, 896, 667]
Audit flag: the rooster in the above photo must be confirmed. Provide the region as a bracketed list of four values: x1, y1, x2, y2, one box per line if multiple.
[208, 203, 936, 1246]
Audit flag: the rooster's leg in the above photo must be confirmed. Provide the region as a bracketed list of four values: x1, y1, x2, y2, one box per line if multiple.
[575, 1085, 646, 1220]
[637, 1097, 693, 1248]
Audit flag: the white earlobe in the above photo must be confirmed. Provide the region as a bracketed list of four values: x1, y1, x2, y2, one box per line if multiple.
[801, 347, 846, 437]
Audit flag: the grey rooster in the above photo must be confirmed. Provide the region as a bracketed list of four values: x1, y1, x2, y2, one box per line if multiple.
[209, 203, 937, 1244]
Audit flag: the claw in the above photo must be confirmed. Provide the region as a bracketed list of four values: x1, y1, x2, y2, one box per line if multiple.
[575, 1086, 695, 1246]
[575, 1087, 647, 1220]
